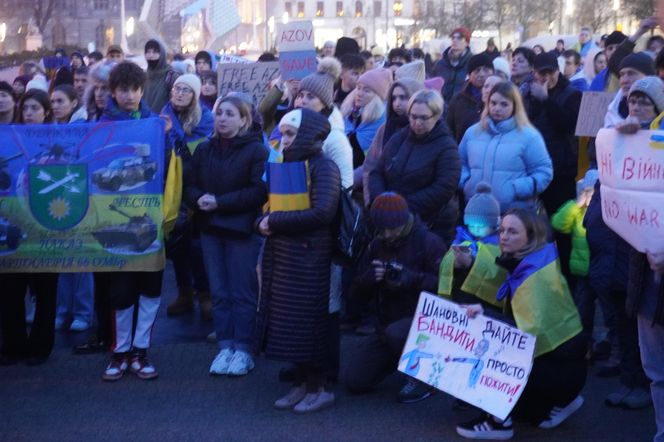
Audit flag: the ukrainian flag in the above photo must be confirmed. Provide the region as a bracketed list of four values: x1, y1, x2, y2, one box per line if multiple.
[267, 161, 311, 212]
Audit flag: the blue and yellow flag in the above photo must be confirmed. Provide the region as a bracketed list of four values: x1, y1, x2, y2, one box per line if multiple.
[267, 161, 311, 212]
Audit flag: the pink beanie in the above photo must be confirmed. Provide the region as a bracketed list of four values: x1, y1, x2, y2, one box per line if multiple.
[358, 68, 392, 101]
[424, 76, 444, 93]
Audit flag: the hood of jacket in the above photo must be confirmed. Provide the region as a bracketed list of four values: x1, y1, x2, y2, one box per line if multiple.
[283, 109, 331, 162]
[146, 39, 168, 72]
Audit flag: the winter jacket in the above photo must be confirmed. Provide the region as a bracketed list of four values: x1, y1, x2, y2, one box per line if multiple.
[432, 47, 473, 103]
[446, 82, 483, 144]
[100, 96, 155, 122]
[183, 128, 268, 237]
[626, 249, 664, 326]
[161, 101, 214, 154]
[551, 200, 590, 276]
[259, 85, 293, 137]
[260, 111, 341, 365]
[144, 39, 179, 114]
[459, 117, 553, 212]
[368, 120, 461, 242]
[355, 220, 446, 325]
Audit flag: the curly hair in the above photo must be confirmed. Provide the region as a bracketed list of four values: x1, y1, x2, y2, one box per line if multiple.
[108, 61, 146, 92]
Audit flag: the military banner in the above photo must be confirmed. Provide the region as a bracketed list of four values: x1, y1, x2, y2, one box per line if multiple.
[399, 292, 536, 420]
[0, 119, 166, 273]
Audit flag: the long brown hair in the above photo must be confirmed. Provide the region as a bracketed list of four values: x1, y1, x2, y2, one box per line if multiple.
[480, 81, 532, 131]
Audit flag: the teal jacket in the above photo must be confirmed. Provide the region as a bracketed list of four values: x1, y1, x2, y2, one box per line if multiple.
[551, 200, 590, 276]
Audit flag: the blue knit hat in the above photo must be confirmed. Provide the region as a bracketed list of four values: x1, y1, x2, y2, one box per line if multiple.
[370, 192, 411, 230]
[464, 182, 501, 228]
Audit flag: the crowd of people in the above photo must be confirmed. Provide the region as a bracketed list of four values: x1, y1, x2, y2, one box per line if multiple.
[0, 19, 663, 441]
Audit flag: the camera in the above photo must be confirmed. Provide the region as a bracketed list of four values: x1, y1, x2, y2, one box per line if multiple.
[384, 261, 402, 282]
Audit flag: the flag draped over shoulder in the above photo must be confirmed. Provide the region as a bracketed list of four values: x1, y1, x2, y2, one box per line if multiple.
[267, 161, 311, 212]
[497, 243, 583, 357]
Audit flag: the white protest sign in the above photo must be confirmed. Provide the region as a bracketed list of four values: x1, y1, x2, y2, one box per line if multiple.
[575, 92, 615, 137]
[399, 292, 536, 420]
[276, 20, 315, 52]
[596, 129, 664, 253]
[217, 62, 280, 107]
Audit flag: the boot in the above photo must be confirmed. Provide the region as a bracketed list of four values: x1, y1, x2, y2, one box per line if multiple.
[198, 291, 213, 321]
[166, 287, 194, 316]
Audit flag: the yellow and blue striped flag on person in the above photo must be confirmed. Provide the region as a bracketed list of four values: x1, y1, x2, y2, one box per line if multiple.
[267, 161, 311, 212]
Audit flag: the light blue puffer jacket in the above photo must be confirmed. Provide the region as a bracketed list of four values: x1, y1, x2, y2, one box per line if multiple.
[459, 117, 553, 212]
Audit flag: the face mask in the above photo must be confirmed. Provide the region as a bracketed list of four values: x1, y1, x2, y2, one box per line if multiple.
[467, 224, 494, 239]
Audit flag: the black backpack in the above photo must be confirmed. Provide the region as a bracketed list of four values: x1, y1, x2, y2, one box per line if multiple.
[333, 187, 370, 266]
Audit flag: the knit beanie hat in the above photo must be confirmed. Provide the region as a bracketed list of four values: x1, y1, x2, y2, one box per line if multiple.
[464, 182, 501, 228]
[424, 76, 444, 92]
[279, 109, 303, 130]
[174, 73, 201, 101]
[334, 37, 360, 58]
[628, 76, 664, 113]
[605, 31, 628, 47]
[395, 60, 426, 84]
[618, 52, 656, 76]
[450, 27, 471, 43]
[581, 169, 599, 190]
[492, 57, 511, 80]
[0, 81, 13, 95]
[358, 68, 393, 101]
[370, 192, 411, 230]
[195, 50, 212, 64]
[467, 54, 494, 75]
[298, 57, 342, 109]
[26, 75, 48, 92]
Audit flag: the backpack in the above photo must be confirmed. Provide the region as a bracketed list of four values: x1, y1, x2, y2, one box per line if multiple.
[333, 187, 370, 266]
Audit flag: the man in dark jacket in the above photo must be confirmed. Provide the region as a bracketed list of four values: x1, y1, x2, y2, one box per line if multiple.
[446, 53, 494, 143]
[433, 27, 474, 103]
[524, 52, 582, 281]
[343, 192, 446, 403]
[144, 39, 179, 113]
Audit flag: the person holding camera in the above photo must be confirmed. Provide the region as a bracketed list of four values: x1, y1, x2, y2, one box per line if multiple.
[343, 192, 446, 403]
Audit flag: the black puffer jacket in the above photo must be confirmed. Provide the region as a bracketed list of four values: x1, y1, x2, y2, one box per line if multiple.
[432, 47, 473, 103]
[259, 110, 341, 365]
[368, 120, 461, 243]
[183, 127, 268, 236]
[626, 248, 664, 326]
[446, 82, 483, 144]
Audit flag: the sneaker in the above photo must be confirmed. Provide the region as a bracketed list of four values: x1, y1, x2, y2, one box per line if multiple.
[605, 386, 633, 407]
[274, 384, 307, 410]
[69, 319, 89, 332]
[622, 388, 653, 409]
[397, 378, 434, 404]
[456, 414, 514, 440]
[209, 348, 234, 376]
[227, 350, 255, 376]
[293, 389, 335, 414]
[128, 350, 158, 380]
[538, 395, 584, 429]
[102, 353, 129, 382]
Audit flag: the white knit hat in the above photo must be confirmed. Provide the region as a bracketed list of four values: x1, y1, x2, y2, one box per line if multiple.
[492, 57, 511, 80]
[26, 75, 48, 92]
[395, 60, 426, 84]
[279, 109, 302, 129]
[173, 73, 201, 101]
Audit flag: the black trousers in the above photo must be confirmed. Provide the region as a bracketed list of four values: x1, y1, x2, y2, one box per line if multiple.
[342, 317, 411, 393]
[108, 270, 163, 310]
[92, 273, 113, 343]
[0, 273, 58, 359]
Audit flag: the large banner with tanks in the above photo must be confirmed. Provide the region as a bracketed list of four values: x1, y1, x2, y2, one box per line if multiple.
[0, 119, 165, 273]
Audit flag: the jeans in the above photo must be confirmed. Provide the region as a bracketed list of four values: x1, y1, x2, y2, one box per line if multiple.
[56, 273, 94, 323]
[201, 233, 261, 353]
[638, 315, 664, 442]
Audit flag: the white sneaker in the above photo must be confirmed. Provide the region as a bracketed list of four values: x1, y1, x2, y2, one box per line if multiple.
[227, 350, 255, 376]
[538, 395, 584, 429]
[209, 348, 234, 376]
[293, 389, 335, 414]
[70, 319, 89, 332]
[274, 384, 307, 410]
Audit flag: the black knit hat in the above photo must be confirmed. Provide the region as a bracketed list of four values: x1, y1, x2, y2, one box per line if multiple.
[467, 54, 494, 74]
[605, 31, 627, 47]
[334, 37, 360, 58]
[618, 52, 656, 76]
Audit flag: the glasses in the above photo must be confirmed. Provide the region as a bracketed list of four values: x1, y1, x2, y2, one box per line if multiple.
[408, 113, 435, 122]
[172, 86, 194, 95]
[628, 97, 655, 107]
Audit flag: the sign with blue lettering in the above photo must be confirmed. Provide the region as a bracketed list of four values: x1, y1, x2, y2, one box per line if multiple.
[399, 292, 536, 420]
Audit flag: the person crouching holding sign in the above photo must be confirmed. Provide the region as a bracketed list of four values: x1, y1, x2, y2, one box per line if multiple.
[456, 209, 586, 440]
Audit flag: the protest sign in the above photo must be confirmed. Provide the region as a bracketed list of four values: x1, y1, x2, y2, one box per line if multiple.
[575, 92, 615, 137]
[217, 62, 280, 107]
[596, 129, 664, 253]
[399, 292, 536, 420]
[0, 119, 166, 273]
[218, 54, 251, 64]
[277, 20, 317, 80]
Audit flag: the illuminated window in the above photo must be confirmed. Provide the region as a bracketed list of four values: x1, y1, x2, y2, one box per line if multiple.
[355, 1, 363, 16]
[374, 1, 382, 16]
[393, 1, 403, 16]
[297, 2, 304, 17]
[336, 1, 344, 16]
[316, 1, 324, 16]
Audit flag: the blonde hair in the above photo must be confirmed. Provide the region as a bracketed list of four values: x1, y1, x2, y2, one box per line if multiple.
[212, 95, 253, 136]
[176, 97, 202, 136]
[340, 88, 385, 124]
[407, 89, 444, 117]
[480, 82, 532, 131]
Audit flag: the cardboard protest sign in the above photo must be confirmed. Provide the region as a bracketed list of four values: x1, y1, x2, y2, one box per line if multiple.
[218, 54, 251, 64]
[0, 119, 166, 273]
[596, 129, 664, 253]
[217, 62, 280, 107]
[399, 292, 536, 420]
[575, 92, 615, 137]
[277, 20, 317, 80]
